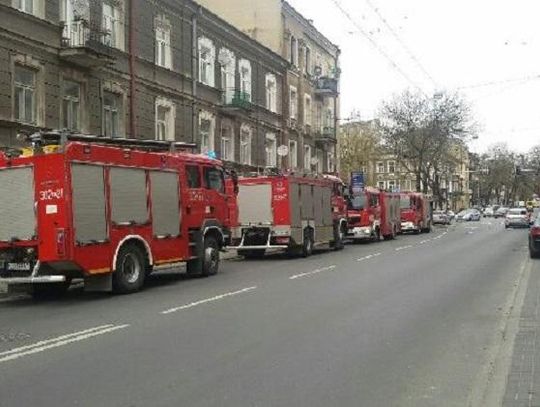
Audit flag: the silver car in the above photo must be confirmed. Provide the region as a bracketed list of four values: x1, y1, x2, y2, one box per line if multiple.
[505, 208, 530, 228]
[433, 210, 450, 225]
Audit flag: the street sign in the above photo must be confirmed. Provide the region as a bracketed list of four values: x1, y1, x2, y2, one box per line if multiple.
[351, 171, 365, 194]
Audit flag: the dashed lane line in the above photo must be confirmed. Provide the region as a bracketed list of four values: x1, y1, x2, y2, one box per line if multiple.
[289, 265, 337, 280]
[0, 324, 130, 364]
[395, 245, 413, 251]
[161, 286, 257, 314]
[357, 253, 382, 262]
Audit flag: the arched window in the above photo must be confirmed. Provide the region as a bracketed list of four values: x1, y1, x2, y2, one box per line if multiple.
[240, 123, 252, 165]
[265, 73, 277, 113]
[198, 37, 215, 87]
[239, 59, 252, 102]
[218, 48, 236, 104]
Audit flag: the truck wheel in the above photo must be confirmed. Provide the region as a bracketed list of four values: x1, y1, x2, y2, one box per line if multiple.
[333, 224, 345, 251]
[31, 279, 72, 299]
[113, 244, 146, 294]
[302, 229, 314, 258]
[238, 249, 266, 259]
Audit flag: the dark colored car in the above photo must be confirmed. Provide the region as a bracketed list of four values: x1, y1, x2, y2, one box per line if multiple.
[529, 214, 540, 258]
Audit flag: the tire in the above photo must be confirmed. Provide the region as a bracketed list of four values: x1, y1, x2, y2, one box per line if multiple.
[31, 279, 72, 299]
[112, 244, 146, 294]
[238, 249, 266, 259]
[302, 229, 314, 258]
[333, 224, 345, 251]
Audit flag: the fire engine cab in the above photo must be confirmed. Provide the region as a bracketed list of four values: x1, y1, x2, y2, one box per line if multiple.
[347, 187, 401, 241]
[400, 192, 433, 233]
[0, 131, 235, 296]
[230, 173, 348, 258]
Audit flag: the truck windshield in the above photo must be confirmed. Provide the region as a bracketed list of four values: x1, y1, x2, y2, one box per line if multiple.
[400, 197, 411, 209]
[349, 193, 367, 210]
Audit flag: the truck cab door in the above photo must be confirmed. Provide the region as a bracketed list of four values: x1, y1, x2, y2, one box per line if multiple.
[203, 166, 228, 224]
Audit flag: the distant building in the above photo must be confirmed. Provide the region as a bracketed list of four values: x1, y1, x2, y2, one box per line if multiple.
[195, 0, 341, 172]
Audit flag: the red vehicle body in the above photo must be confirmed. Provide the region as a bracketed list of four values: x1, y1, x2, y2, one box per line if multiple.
[400, 192, 433, 233]
[230, 173, 348, 258]
[347, 187, 401, 241]
[0, 133, 235, 295]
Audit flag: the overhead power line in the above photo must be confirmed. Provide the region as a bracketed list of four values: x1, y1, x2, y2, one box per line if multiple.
[363, 0, 438, 88]
[328, 0, 427, 94]
[457, 74, 540, 90]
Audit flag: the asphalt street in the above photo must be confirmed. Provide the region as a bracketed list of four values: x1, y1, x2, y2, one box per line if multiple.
[0, 219, 535, 407]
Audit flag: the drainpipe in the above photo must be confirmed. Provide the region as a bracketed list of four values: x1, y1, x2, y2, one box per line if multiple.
[129, 0, 136, 138]
[191, 8, 200, 144]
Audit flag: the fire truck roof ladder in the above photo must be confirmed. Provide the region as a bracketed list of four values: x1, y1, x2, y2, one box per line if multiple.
[23, 131, 197, 153]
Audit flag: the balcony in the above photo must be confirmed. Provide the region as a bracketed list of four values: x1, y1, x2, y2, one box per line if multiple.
[315, 126, 337, 144]
[314, 77, 339, 97]
[220, 90, 253, 114]
[59, 20, 115, 68]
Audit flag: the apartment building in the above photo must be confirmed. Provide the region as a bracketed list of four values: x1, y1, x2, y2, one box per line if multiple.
[0, 0, 288, 169]
[195, 0, 341, 173]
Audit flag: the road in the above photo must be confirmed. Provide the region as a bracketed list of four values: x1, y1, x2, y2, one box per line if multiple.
[0, 219, 534, 407]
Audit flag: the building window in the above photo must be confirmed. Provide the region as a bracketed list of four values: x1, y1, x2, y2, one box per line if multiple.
[239, 59, 252, 101]
[265, 133, 277, 167]
[304, 94, 312, 125]
[305, 46, 311, 74]
[220, 122, 234, 162]
[304, 144, 312, 170]
[62, 80, 80, 131]
[103, 91, 121, 138]
[13, 0, 33, 14]
[316, 102, 323, 131]
[388, 161, 395, 174]
[155, 97, 175, 141]
[289, 140, 298, 169]
[265, 73, 277, 113]
[240, 124, 252, 165]
[378, 181, 385, 189]
[376, 162, 385, 173]
[290, 86, 298, 119]
[155, 17, 172, 69]
[316, 149, 323, 173]
[388, 180, 396, 191]
[219, 48, 236, 104]
[102, 2, 123, 50]
[199, 110, 215, 154]
[198, 37, 215, 87]
[14, 65, 36, 124]
[290, 36, 298, 66]
[327, 151, 335, 172]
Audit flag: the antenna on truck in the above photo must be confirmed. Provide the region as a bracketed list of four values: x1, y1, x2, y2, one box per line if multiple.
[18, 130, 198, 154]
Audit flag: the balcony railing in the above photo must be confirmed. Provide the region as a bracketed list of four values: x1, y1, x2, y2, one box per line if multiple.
[314, 77, 339, 97]
[314, 126, 337, 143]
[60, 20, 115, 67]
[222, 90, 252, 110]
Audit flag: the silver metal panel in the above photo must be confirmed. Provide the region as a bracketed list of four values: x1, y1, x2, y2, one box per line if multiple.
[0, 167, 35, 241]
[322, 187, 333, 226]
[71, 164, 107, 243]
[313, 186, 324, 226]
[110, 167, 148, 225]
[300, 184, 314, 220]
[289, 182, 301, 227]
[150, 171, 181, 237]
[238, 184, 272, 224]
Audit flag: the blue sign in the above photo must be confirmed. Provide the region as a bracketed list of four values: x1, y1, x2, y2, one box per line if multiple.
[351, 171, 365, 194]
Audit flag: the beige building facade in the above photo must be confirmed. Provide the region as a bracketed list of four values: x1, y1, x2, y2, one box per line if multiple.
[196, 0, 341, 173]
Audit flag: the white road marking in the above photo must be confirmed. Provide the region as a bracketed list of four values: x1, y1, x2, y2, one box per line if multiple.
[161, 286, 257, 314]
[289, 265, 337, 280]
[419, 240, 431, 244]
[0, 324, 130, 364]
[357, 253, 382, 262]
[395, 245, 413, 251]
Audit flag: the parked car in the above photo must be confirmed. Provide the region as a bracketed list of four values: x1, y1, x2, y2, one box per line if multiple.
[433, 210, 451, 225]
[446, 210, 456, 221]
[483, 207, 495, 217]
[505, 208, 530, 228]
[494, 207, 509, 218]
[456, 209, 481, 222]
[529, 214, 540, 258]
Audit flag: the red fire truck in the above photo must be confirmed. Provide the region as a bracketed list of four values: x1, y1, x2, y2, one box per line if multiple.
[230, 173, 348, 258]
[347, 187, 401, 242]
[400, 192, 433, 233]
[0, 132, 235, 296]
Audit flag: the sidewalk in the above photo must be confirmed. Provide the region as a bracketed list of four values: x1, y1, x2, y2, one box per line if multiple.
[503, 259, 540, 406]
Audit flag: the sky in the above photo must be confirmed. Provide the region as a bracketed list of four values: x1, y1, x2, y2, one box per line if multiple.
[288, 0, 540, 154]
